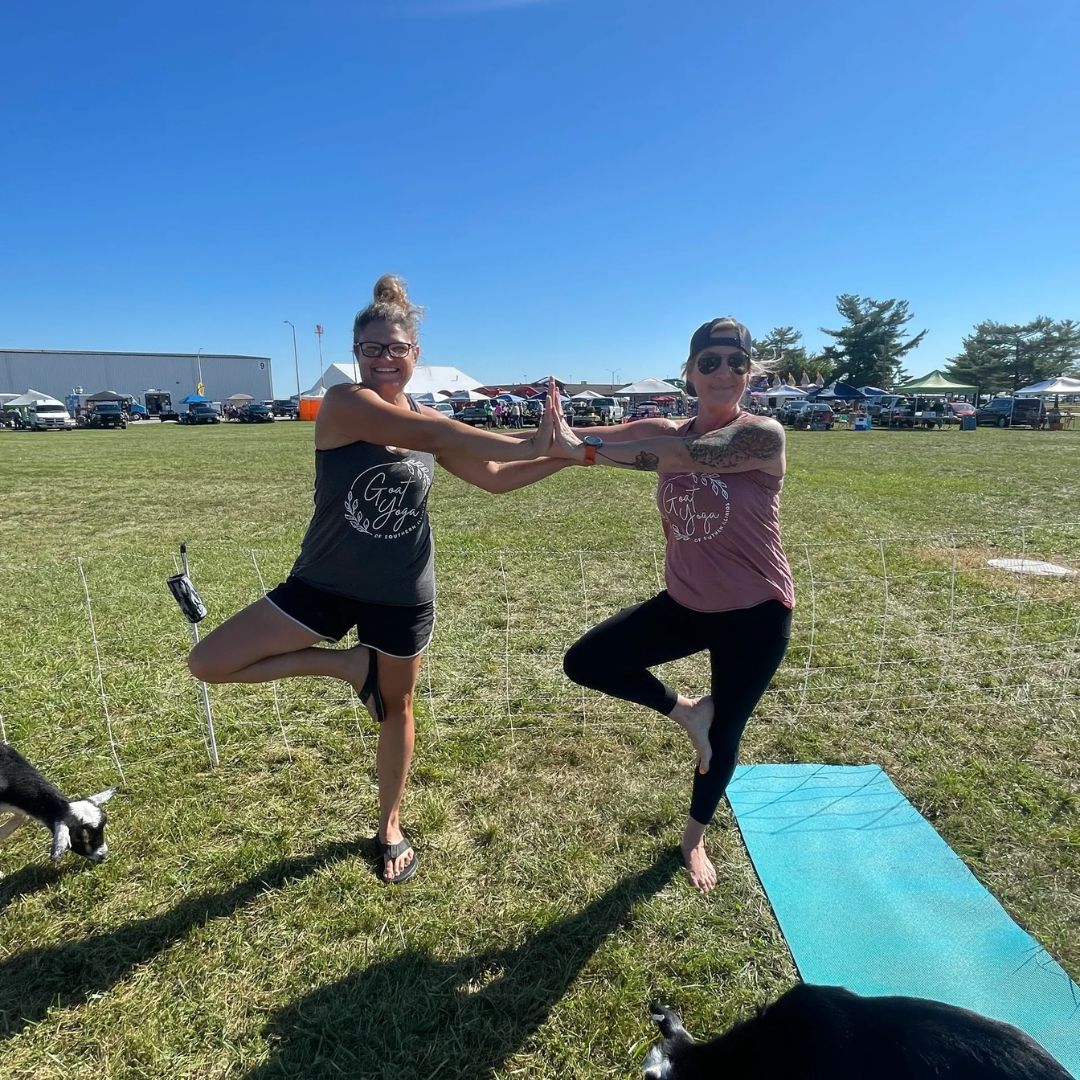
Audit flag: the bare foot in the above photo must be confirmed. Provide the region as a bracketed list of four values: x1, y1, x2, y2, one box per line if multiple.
[343, 644, 380, 721]
[379, 825, 415, 881]
[680, 837, 717, 893]
[669, 696, 714, 774]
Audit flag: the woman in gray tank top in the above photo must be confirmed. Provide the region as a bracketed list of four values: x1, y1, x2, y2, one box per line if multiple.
[188, 275, 580, 884]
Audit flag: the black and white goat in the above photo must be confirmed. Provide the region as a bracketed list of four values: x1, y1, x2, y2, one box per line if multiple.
[0, 743, 114, 863]
[644, 983, 1071, 1080]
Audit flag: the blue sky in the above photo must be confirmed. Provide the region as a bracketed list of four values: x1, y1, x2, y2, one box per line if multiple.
[2, 0, 1077, 395]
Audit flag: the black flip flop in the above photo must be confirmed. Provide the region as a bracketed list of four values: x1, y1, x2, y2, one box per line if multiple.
[374, 835, 418, 884]
[358, 647, 385, 723]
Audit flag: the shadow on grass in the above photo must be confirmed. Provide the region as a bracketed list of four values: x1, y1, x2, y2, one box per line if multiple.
[0, 837, 368, 1039]
[242, 848, 680, 1080]
[0, 861, 63, 913]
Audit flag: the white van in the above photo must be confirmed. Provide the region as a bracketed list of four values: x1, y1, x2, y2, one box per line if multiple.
[28, 402, 76, 431]
[591, 396, 625, 423]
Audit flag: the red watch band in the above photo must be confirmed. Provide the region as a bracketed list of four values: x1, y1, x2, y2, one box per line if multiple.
[582, 444, 597, 466]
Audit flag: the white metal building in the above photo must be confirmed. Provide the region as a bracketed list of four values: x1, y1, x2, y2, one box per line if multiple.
[0, 349, 273, 405]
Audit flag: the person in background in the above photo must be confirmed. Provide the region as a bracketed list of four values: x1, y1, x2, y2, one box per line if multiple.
[558, 317, 794, 894]
[189, 275, 578, 884]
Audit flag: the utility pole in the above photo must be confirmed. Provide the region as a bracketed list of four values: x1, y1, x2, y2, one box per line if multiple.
[284, 320, 300, 398]
[315, 324, 325, 390]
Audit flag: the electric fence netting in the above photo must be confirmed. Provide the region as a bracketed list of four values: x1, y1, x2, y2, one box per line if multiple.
[0, 523, 1076, 798]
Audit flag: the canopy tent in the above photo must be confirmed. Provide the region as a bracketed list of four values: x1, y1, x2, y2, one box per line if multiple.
[615, 377, 683, 396]
[895, 369, 977, 396]
[571, 390, 604, 400]
[410, 391, 450, 403]
[448, 389, 491, 402]
[495, 393, 529, 403]
[857, 385, 889, 397]
[180, 393, 209, 405]
[4, 389, 65, 407]
[87, 389, 126, 402]
[811, 381, 864, 401]
[752, 385, 806, 399]
[300, 385, 327, 399]
[226, 392, 255, 402]
[302, 362, 483, 400]
[1015, 376, 1080, 396]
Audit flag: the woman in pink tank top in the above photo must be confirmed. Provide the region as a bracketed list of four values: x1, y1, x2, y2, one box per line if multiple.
[560, 317, 794, 893]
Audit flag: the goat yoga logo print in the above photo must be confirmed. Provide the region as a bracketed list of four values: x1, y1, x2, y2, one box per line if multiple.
[661, 474, 730, 542]
[344, 459, 432, 538]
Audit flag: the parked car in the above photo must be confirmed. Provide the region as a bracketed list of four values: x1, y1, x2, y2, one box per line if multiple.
[429, 401, 455, 419]
[454, 403, 492, 426]
[865, 394, 907, 420]
[27, 402, 76, 430]
[179, 403, 222, 425]
[779, 399, 813, 425]
[568, 403, 605, 427]
[238, 402, 275, 423]
[632, 400, 662, 419]
[945, 401, 975, 420]
[881, 398, 916, 427]
[792, 402, 835, 430]
[590, 396, 626, 423]
[271, 399, 299, 418]
[87, 401, 127, 429]
[975, 397, 1045, 428]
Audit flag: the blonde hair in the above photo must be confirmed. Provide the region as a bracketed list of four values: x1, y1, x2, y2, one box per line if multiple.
[683, 317, 774, 396]
[352, 274, 424, 343]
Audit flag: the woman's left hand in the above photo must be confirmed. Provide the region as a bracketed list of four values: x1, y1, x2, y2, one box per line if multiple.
[547, 378, 584, 459]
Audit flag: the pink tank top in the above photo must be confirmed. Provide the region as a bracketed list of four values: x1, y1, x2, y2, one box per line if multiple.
[656, 416, 795, 613]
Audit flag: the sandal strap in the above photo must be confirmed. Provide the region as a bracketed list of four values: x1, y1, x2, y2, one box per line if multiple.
[378, 836, 413, 860]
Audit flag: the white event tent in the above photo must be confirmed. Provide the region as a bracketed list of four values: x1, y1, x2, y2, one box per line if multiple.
[302, 363, 482, 399]
[615, 378, 683, 396]
[5, 389, 65, 407]
[1016, 377, 1080, 397]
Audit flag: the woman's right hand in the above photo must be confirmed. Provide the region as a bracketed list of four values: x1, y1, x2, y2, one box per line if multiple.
[546, 378, 585, 461]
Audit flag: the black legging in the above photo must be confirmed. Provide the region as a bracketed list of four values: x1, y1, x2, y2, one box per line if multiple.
[563, 593, 791, 825]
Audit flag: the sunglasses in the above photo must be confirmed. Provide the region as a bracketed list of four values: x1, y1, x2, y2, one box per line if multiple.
[696, 351, 751, 376]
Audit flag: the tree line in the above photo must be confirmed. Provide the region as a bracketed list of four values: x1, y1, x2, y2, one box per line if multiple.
[755, 295, 1080, 394]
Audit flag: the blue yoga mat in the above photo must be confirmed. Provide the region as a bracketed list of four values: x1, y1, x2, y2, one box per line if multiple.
[727, 764, 1079, 1076]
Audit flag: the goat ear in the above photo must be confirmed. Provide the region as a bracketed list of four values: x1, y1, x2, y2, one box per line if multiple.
[88, 788, 116, 807]
[51, 822, 71, 861]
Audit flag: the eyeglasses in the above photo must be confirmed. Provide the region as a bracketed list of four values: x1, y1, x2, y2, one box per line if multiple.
[696, 351, 751, 376]
[355, 341, 417, 359]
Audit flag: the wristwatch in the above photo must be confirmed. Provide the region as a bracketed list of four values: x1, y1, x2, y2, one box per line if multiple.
[582, 434, 603, 465]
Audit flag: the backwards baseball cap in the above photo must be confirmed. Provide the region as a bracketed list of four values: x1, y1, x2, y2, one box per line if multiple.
[688, 317, 752, 358]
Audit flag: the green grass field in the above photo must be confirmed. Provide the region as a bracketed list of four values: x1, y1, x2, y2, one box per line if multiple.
[1, 421, 1078, 1079]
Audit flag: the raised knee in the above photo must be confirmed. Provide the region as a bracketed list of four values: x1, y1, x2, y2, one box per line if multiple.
[187, 644, 225, 684]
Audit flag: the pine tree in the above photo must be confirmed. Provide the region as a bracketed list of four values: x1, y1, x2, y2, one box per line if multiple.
[946, 318, 1080, 394]
[819, 295, 927, 388]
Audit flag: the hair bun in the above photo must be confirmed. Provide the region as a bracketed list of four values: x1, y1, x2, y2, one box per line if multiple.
[373, 273, 408, 306]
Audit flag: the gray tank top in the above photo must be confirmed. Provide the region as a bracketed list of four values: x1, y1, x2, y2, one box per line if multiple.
[291, 396, 436, 605]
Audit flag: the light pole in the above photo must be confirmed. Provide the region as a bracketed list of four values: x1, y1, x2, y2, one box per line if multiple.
[283, 320, 300, 398]
[315, 324, 325, 390]
[196, 348, 204, 395]
[608, 368, 620, 392]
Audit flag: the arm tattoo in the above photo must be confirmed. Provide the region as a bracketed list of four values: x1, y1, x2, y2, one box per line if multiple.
[634, 450, 659, 471]
[687, 424, 782, 468]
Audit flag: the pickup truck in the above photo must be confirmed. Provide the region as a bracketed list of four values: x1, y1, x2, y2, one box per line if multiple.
[87, 402, 128, 429]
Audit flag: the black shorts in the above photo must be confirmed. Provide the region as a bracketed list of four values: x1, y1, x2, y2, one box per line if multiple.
[265, 576, 435, 657]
